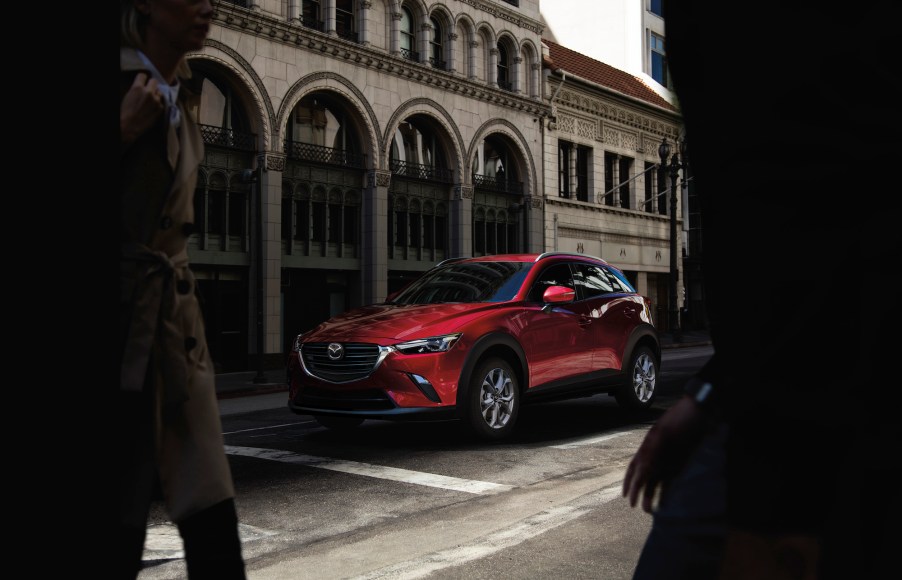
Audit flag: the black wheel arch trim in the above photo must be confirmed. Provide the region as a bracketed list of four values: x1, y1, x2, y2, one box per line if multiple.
[623, 323, 661, 366]
[455, 332, 527, 416]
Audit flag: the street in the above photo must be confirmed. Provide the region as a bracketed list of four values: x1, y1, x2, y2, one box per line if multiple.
[139, 345, 713, 579]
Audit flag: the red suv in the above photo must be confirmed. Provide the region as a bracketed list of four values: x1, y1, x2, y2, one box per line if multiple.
[287, 253, 660, 440]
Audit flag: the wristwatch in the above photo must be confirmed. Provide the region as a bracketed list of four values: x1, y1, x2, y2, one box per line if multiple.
[684, 376, 715, 408]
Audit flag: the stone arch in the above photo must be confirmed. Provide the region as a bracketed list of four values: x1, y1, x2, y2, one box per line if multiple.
[382, 98, 466, 182]
[193, 41, 276, 151]
[468, 118, 538, 196]
[279, 72, 382, 168]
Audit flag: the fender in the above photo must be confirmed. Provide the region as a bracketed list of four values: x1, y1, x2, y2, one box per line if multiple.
[455, 332, 528, 417]
[623, 323, 661, 369]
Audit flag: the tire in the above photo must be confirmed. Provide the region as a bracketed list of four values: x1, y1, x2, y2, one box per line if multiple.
[614, 345, 658, 411]
[463, 357, 520, 440]
[315, 415, 364, 431]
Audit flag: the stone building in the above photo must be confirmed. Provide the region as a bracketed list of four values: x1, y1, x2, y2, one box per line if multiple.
[180, 1, 685, 372]
[188, 1, 550, 371]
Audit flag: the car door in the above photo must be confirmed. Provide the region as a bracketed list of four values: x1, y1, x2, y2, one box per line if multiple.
[571, 263, 639, 371]
[518, 262, 596, 388]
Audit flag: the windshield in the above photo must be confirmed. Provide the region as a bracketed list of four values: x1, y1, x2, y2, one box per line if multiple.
[389, 261, 533, 304]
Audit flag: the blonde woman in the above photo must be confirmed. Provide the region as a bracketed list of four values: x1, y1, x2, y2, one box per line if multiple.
[120, 1, 245, 577]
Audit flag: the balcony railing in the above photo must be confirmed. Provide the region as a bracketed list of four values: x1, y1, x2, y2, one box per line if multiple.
[219, 0, 250, 7]
[400, 48, 419, 62]
[199, 124, 256, 151]
[497, 79, 513, 92]
[473, 173, 523, 194]
[391, 160, 453, 183]
[285, 140, 366, 169]
[429, 57, 447, 70]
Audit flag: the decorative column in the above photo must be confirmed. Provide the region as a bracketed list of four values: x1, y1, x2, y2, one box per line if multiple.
[287, 0, 300, 21]
[489, 47, 499, 87]
[513, 56, 523, 94]
[359, 0, 371, 45]
[452, 184, 474, 258]
[390, 12, 401, 56]
[448, 32, 458, 74]
[468, 41, 478, 80]
[530, 62, 540, 99]
[363, 170, 391, 304]
[420, 21, 431, 64]
[324, 0, 336, 35]
[257, 151, 285, 365]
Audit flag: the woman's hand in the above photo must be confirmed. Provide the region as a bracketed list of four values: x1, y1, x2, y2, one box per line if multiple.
[623, 394, 709, 513]
[120, 72, 164, 145]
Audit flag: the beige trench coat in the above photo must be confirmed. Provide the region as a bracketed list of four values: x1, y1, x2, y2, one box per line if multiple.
[120, 47, 234, 523]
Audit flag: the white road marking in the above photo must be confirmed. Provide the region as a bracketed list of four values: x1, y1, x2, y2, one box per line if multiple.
[351, 481, 625, 580]
[224, 445, 514, 494]
[222, 420, 314, 435]
[142, 522, 276, 562]
[549, 429, 635, 449]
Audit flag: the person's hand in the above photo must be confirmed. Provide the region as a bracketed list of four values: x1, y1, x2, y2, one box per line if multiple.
[120, 72, 164, 145]
[623, 394, 708, 513]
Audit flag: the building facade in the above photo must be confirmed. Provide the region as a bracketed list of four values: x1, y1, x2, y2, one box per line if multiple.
[540, 39, 685, 334]
[182, 1, 687, 373]
[189, 0, 551, 371]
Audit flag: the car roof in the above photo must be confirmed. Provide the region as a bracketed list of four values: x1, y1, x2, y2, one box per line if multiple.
[438, 252, 611, 266]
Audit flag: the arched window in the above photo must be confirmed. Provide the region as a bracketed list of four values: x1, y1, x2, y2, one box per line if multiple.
[429, 17, 445, 69]
[285, 93, 365, 169]
[400, 6, 417, 61]
[389, 117, 451, 182]
[497, 42, 511, 91]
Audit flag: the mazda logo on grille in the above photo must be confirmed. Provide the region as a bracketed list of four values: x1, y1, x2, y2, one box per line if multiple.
[327, 343, 344, 360]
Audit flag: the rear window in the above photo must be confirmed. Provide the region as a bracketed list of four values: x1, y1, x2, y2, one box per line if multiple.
[389, 261, 533, 304]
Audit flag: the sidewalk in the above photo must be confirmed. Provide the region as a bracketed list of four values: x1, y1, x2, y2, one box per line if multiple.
[215, 329, 712, 400]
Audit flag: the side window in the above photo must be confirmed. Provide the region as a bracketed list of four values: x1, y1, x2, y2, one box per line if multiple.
[527, 263, 574, 302]
[573, 264, 615, 300]
[605, 267, 636, 293]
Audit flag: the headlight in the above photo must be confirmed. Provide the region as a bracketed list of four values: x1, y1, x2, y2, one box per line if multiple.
[392, 333, 462, 355]
[292, 333, 308, 353]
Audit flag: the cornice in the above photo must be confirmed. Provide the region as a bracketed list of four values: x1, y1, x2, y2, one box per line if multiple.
[556, 86, 679, 138]
[459, 0, 545, 35]
[213, 3, 551, 118]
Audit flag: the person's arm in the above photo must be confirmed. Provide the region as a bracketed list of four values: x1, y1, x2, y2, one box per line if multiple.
[622, 355, 720, 513]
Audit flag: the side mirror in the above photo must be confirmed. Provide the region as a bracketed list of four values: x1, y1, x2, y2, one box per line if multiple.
[543, 285, 575, 304]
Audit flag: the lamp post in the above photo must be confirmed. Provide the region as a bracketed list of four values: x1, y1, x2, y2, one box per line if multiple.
[658, 138, 682, 343]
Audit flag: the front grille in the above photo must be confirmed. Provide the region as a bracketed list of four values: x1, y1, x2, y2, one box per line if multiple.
[297, 386, 394, 411]
[301, 343, 382, 382]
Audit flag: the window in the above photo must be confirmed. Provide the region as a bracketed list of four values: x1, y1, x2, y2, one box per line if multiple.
[603, 153, 616, 206]
[528, 263, 574, 302]
[644, 161, 656, 213]
[558, 141, 571, 198]
[618, 157, 632, 209]
[390, 117, 451, 182]
[497, 42, 511, 91]
[573, 263, 615, 299]
[400, 7, 417, 61]
[335, 0, 356, 42]
[649, 0, 664, 17]
[650, 32, 668, 87]
[429, 17, 445, 69]
[576, 146, 590, 202]
[302, 0, 323, 31]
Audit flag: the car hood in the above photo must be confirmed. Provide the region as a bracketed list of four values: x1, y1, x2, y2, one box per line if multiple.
[301, 303, 495, 343]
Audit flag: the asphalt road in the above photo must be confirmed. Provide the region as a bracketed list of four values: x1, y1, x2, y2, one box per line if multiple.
[139, 345, 713, 580]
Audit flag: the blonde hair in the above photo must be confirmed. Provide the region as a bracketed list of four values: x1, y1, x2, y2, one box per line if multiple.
[120, 0, 192, 80]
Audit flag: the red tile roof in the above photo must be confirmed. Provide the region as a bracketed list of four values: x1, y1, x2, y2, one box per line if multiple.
[542, 39, 677, 112]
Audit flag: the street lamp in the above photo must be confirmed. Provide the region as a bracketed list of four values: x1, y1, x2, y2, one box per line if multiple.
[658, 138, 682, 343]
